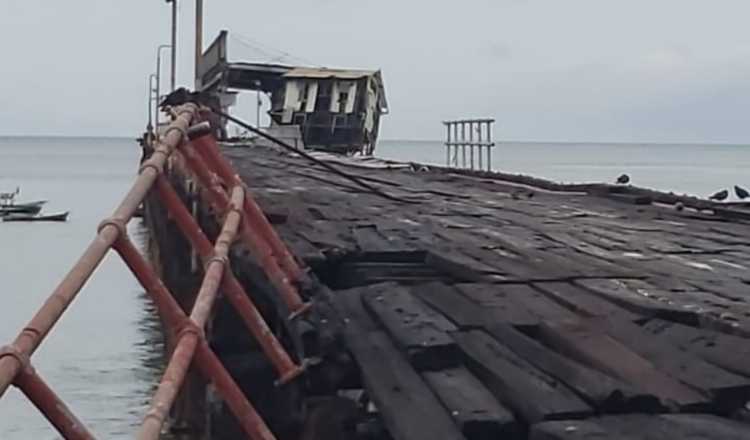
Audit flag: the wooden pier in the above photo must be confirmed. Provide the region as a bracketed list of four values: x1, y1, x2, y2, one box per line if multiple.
[148, 142, 750, 439]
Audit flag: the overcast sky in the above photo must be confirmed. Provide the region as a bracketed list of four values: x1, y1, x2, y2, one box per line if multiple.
[2, 0, 750, 142]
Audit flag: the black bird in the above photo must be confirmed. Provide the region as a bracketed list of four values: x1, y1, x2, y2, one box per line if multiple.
[709, 189, 729, 201]
[616, 174, 630, 185]
[735, 185, 749, 200]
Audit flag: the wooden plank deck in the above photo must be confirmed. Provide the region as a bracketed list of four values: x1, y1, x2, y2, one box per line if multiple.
[223, 145, 750, 439]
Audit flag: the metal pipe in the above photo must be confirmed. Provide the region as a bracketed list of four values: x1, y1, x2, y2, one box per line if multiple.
[114, 237, 276, 440]
[0, 104, 196, 398]
[148, 74, 157, 134]
[179, 139, 310, 318]
[195, 0, 203, 88]
[190, 134, 306, 284]
[170, 0, 177, 92]
[469, 121, 474, 170]
[444, 123, 450, 167]
[155, 44, 172, 133]
[137, 330, 197, 440]
[136, 189, 244, 439]
[14, 366, 96, 440]
[155, 175, 304, 381]
[487, 121, 493, 172]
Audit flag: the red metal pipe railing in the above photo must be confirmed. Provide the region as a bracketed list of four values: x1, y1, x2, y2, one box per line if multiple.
[179, 138, 310, 318]
[114, 237, 275, 440]
[137, 187, 244, 439]
[14, 365, 96, 440]
[0, 104, 302, 439]
[190, 134, 305, 284]
[155, 176, 305, 383]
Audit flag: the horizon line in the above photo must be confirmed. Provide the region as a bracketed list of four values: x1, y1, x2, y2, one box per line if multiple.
[0, 134, 747, 147]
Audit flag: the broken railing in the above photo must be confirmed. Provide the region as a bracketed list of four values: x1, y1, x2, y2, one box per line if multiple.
[0, 104, 310, 440]
[444, 118, 496, 172]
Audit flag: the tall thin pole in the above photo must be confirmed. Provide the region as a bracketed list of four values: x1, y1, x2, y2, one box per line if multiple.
[170, 0, 177, 91]
[156, 44, 172, 135]
[195, 0, 203, 89]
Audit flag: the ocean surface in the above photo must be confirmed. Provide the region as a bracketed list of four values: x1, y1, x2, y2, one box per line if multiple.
[0, 137, 164, 439]
[0, 137, 748, 438]
[377, 140, 750, 199]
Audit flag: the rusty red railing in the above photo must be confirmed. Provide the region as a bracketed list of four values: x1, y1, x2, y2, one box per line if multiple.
[0, 104, 310, 439]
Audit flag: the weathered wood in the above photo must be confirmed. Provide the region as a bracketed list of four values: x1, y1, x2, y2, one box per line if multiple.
[641, 319, 750, 377]
[605, 193, 653, 205]
[575, 279, 699, 325]
[530, 419, 635, 440]
[598, 414, 750, 439]
[485, 323, 660, 412]
[660, 414, 750, 439]
[361, 283, 460, 371]
[457, 283, 580, 328]
[533, 282, 642, 322]
[532, 415, 750, 440]
[596, 317, 750, 411]
[333, 289, 466, 440]
[536, 320, 709, 409]
[423, 367, 519, 439]
[452, 330, 592, 423]
[411, 282, 489, 328]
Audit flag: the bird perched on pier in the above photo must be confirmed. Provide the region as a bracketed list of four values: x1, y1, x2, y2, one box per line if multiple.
[159, 87, 209, 108]
[735, 185, 749, 200]
[615, 174, 630, 185]
[709, 189, 729, 201]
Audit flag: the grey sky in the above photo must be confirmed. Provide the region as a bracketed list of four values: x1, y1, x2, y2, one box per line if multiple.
[2, 0, 749, 142]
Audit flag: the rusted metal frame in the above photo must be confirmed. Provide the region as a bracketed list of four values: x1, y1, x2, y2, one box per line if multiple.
[178, 139, 311, 319]
[137, 186, 244, 440]
[114, 236, 276, 440]
[12, 362, 96, 440]
[0, 104, 197, 400]
[189, 134, 305, 284]
[155, 175, 304, 383]
[137, 330, 198, 440]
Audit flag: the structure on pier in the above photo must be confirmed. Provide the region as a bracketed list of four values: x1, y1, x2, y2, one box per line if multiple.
[444, 118, 495, 172]
[196, 30, 389, 155]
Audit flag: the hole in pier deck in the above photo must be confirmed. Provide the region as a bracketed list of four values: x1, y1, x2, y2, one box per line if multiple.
[312, 250, 457, 290]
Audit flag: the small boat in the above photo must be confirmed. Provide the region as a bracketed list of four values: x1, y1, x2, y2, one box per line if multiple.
[10, 200, 47, 210]
[2, 211, 69, 222]
[0, 203, 44, 216]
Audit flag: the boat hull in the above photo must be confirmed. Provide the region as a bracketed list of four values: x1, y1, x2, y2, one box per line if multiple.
[2, 211, 69, 222]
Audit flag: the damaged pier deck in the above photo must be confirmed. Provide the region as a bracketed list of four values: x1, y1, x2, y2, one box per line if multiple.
[224, 145, 750, 440]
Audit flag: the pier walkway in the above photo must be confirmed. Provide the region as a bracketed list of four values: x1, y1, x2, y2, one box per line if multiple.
[225, 144, 750, 440]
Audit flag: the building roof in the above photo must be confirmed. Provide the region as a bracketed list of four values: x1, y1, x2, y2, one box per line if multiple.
[283, 67, 379, 80]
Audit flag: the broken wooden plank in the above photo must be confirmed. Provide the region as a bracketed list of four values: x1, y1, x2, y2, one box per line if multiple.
[484, 323, 661, 413]
[536, 320, 710, 410]
[332, 289, 466, 440]
[423, 367, 520, 439]
[361, 283, 460, 371]
[452, 330, 592, 423]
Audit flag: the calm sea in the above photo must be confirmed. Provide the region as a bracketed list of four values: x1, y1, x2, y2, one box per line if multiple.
[0, 137, 748, 438]
[0, 137, 164, 439]
[378, 140, 750, 199]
